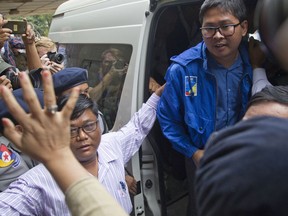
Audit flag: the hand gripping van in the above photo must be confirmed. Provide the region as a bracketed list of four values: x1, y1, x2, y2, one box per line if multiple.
[49, 0, 260, 215]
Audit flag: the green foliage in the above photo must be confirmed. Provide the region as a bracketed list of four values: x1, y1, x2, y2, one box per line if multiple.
[13, 14, 52, 37]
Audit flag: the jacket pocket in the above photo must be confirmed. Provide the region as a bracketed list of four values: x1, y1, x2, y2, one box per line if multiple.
[185, 113, 212, 148]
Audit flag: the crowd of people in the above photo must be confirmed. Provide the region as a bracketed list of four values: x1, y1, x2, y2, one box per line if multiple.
[0, 0, 288, 215]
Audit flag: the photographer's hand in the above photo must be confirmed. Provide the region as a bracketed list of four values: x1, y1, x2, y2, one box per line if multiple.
[50, 61, 64, 75]
[109, 64, 128, 78]
[22, 21, 35, 45]
[0, 75, 12, 92]
[22, 21, 42, 71]
[40, 54, 51, 67]
[0, 19, 12, 49]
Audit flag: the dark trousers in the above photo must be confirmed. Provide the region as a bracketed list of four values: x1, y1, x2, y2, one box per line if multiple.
[185, 157, 198, 216]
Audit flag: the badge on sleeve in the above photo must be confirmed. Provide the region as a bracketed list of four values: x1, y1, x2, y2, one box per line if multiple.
[185, 76, 197, 96]
[0, 144, 19, 168]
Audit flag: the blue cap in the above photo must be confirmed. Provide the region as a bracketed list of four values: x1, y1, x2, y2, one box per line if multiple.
[0, 88, 44, 132]
[53, 67, 88, 95]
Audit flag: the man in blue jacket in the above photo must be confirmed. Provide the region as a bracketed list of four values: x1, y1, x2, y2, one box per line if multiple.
[157, 0, 252, 215]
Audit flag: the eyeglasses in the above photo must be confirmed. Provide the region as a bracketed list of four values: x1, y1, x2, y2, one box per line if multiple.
[200, 22, 241, 38]
[70, 120, 99, 138]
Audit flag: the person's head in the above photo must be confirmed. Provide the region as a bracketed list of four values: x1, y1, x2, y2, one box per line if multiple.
[199, 0, 248, 67]
[0, 57, 14, 75]
[0, 88, 44, 134]
[256, 0, 288, 70]
[100, 48, 125, 74]
[53, 67, 89, 97]
[57, 94, 100, 164]
[244, 85, 288, 120]
[35, 36, 57, 58]
[53, 67, 108, 135]
[196, 116, 288, 216]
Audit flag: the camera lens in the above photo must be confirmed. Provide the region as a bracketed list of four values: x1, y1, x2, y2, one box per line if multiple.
[114, 60, 125, 69]
[47, 52, 64, 64]
[54, 53, 64, 64]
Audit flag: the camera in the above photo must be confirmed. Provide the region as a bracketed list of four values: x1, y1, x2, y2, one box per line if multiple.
[113, 60, 126, 70]
[47, 52, 64, 64]
[1, 68, 43, 89]
[3, 20, 27, 34]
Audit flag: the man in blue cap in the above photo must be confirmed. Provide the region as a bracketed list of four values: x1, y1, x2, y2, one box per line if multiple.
[53, 67, 108, 134]
[0, 88, 44, 191]
[53, 67, 138, 196]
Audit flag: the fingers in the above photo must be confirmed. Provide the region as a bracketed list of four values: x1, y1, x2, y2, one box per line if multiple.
[51, 62, 64, 72]
[129, 181, 137, 195]
[0, 85, 28, 126]
[61, 87, 80, 120]
[19, 72, 43, 117]
[41, 69, 57, 111]
[2, 118, 22, 149]
[0, 75, 12, 90]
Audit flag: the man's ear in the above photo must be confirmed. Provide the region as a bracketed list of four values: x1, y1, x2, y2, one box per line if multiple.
[241, 20, 249, 36]
[15, 125, 23, 133]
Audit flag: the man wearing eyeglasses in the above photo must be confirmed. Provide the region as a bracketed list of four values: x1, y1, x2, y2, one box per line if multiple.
[0, 82, 164, 215]
[157, 0, 252, 215]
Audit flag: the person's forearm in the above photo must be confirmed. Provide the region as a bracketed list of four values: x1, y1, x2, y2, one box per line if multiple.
[89, 72, 112, 101]
[45, 149, 90, 192]
[66, 177, 128, 216]
[25, 42, 42, 70]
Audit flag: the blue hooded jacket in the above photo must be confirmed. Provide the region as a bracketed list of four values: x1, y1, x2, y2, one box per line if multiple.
[157, 41, 252, 158]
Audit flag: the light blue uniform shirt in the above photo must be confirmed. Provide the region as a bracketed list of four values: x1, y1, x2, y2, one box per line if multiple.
[208, 54, 243, 131]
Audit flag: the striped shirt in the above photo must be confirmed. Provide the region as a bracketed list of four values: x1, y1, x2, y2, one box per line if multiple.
[0, 93, 160, 215]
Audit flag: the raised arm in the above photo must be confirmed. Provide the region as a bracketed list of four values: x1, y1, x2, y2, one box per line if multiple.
[22, 22, 42, 70]
[0, 70, 128, 216]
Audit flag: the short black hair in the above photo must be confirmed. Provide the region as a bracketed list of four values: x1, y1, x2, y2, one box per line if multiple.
[199, 0, 247, 24]
[248, 85, 288, 108]
[57, 94, 99, 120]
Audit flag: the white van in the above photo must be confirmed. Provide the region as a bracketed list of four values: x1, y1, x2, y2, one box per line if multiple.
[49, 0, 259, 215]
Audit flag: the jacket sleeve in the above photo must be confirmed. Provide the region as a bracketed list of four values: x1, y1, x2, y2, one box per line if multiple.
[157, 63, 198, 158]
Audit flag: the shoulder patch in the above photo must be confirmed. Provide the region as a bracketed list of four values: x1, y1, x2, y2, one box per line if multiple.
[0, 144, 20, 168]
[185, 76, 197, 96]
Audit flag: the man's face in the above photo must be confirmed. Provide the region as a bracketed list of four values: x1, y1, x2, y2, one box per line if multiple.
[101, 52, 116, 74]
[61, 83, 90, 97]
[70, 109, 101, 163]
[202, 7, 248, 66]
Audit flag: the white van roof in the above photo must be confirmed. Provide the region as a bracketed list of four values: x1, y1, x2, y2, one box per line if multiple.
[53, 0, 151, 15]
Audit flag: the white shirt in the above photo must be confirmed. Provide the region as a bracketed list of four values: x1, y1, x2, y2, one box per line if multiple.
[0, 93, 160, 215]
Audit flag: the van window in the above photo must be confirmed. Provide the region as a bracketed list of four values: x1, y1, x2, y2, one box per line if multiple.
[58, 44, 132, 129]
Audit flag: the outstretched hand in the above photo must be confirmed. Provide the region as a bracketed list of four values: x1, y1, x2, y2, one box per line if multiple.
[0, 69, 79, 164]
